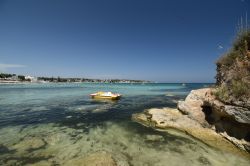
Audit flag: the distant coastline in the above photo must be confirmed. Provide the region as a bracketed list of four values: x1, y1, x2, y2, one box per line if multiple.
[0, 73, 151, 84]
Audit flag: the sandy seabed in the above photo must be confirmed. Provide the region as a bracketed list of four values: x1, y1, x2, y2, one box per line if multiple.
[0, 121, 249, 166]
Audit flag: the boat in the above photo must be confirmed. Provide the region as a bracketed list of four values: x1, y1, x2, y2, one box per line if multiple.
[90, 91, 121, 100]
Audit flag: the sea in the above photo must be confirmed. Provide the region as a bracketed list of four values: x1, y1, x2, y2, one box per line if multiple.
[0, 83, 249, 165]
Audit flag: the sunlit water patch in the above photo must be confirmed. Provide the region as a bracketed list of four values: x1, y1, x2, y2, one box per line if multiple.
[0, 83, 249, 165]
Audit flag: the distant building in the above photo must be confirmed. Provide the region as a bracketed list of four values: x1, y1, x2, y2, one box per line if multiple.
[11, 75, 18, 81]
[25, 75, 37, 82]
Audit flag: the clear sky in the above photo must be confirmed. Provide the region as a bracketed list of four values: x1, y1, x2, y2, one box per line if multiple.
[0, 0, 249, 82]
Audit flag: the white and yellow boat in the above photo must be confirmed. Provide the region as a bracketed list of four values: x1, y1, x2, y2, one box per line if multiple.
[90, 91, 121, 100]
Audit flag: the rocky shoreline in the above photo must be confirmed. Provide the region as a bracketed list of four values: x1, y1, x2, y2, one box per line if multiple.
[132, 88, 250, 157]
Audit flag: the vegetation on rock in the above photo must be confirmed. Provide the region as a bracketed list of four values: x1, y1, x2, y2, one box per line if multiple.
[215, 29, 250, 107]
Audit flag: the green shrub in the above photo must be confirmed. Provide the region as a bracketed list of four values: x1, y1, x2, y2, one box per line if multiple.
[217, 29, 250, 68]
[231, 80, 250, 98]
[214, 85, 230, 101]
[215, 28, 250, 103]
[216, 51, 239, 68]
[233, 30, 250, 53]
[215, 80, 249, 102]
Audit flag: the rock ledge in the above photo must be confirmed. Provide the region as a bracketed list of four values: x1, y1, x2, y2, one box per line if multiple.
[132, 88, 250, 155]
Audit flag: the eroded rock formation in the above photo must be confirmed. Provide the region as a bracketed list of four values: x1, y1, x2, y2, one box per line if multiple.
[132, 88, 250, 155]
[177, 88, 250, 152]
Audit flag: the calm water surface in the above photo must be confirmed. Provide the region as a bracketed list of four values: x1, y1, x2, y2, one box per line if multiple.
[0, 83, 249, 165]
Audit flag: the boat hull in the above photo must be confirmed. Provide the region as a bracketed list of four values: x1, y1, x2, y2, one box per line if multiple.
[91, 95, 121, 100]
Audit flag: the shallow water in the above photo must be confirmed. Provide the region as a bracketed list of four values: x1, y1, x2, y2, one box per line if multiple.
[0, 83, 249, 165]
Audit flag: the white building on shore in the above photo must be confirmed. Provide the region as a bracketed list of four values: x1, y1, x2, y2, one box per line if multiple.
[25, 75, 37, 82]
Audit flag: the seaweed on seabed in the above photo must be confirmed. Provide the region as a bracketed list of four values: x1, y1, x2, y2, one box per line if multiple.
[197, 156, 211, 165]
[0, 144, 16, 155]
[1, 155, 53, 166]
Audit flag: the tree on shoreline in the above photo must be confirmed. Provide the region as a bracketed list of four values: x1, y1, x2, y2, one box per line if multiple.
[17, 75, 25, 81]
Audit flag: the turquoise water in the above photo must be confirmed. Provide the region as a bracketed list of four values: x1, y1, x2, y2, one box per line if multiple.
[0, 83, 249, 165]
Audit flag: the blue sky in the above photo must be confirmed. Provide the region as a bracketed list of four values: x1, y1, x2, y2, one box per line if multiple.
[0, 0, 249, 82]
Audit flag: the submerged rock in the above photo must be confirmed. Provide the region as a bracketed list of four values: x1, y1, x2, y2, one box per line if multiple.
[63, 151, 117, 166]
[145, 134, 164, 142]
[12, 137, 46, 152]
